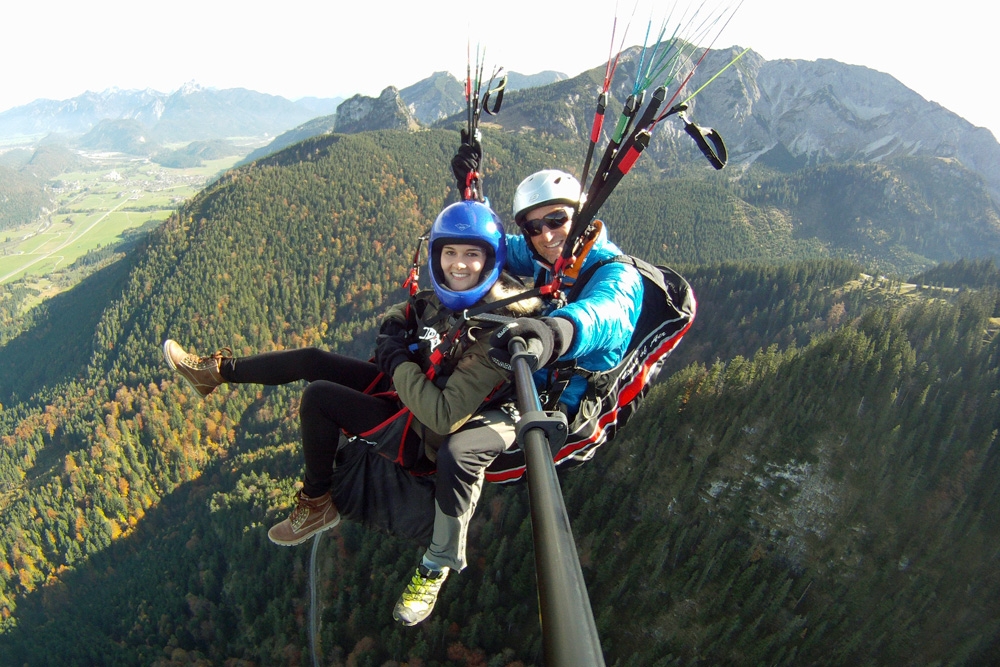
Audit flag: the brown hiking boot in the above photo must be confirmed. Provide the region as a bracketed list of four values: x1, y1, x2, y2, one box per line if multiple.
[268, 490, 341, 546]
[162, 339, 229, 397]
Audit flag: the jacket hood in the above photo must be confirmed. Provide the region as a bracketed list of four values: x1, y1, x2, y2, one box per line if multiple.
[485, 271, 543, 317]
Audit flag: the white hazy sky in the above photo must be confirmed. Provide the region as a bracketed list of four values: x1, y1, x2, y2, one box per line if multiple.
[3, 0, 997, 140]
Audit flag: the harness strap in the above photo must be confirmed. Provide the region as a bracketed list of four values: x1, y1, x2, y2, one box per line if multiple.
[416, 300, 520, 381]
[534, 255, 634, 408]
[402, 233, 430, 297]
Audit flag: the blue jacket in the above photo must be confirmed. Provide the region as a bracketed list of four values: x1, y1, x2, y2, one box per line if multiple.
[506, 222, 644, 413]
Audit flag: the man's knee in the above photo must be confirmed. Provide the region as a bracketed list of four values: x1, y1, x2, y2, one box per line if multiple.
[435, 438, 464, 480]
[438, 426, 508, 477]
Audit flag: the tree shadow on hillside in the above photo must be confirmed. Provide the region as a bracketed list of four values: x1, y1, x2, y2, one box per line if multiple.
[0, 252, 138, 404]
[0, 391, 427, 666]
[0, 423, 539, 666]
[0, 393, 306, 665]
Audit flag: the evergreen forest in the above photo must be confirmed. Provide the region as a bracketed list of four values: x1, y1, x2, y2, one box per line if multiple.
[1, 126, 999, 666]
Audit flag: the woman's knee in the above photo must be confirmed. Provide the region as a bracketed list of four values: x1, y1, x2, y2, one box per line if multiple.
[300, 346, 332, 369]
[299, 380, 334, 418]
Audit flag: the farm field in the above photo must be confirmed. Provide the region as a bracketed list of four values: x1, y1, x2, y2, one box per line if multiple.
[0, 155, 244, 299]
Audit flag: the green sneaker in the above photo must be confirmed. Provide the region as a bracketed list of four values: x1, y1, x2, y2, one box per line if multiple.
[163, 339, 229, 397]
[392, 564, 450, 626]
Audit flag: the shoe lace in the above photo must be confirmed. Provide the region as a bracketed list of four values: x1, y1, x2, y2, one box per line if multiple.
[289, 491, 313, 530]
[402, 569, 442, 602]
[186, 347, 232, 370]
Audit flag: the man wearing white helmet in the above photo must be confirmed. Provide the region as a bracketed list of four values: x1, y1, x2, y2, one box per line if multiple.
[451, 136, 645, 410]
[489, 168, 644, 415]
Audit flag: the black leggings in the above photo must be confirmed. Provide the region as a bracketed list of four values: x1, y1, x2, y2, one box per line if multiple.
[220, 348, 397, 496]
[220, 347, 376, 388]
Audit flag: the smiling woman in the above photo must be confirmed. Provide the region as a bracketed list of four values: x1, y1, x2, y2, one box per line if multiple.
[427, 201, 506, 311]
[159, 198, 542, 628]
[438, 243, 485, 293]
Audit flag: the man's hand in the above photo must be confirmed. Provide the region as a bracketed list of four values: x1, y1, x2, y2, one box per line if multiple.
[451, 130, 482, 195]
[487, 317, 574, 372]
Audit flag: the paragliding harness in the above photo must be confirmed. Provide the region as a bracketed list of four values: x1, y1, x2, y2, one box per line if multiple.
[484, 253, 695, 484]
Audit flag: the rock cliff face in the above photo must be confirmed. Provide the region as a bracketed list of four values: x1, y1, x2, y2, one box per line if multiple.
[334, 87, 419, 134]
[400, 72, 465, 125]
[478, 46, 1000, 199]
[670, 48, 1000, 196]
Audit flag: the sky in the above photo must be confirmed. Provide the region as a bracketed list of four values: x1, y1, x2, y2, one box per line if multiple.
[3, 0, 997, 140]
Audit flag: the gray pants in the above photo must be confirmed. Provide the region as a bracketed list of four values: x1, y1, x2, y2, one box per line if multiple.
[424, 409, 517, 571]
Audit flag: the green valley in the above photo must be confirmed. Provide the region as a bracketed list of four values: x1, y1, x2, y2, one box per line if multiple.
[1, 153, 246, 287]
[0, 126, 998, 665]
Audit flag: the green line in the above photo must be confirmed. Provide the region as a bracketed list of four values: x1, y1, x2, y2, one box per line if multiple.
[679, 46, 750, 106]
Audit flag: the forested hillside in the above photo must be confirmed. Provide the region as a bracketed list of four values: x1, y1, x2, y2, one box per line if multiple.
[1, 127, 999, 665]
[0, 165, 49, 230]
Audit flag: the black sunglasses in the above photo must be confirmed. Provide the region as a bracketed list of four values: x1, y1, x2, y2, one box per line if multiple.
[520, 210, 571, 237]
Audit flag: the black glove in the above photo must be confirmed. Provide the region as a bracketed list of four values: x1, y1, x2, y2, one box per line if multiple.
[487, 317, 574, 372]
[376, 334, 413, 377]
[379, 317, 407, 338]
[375, 318, 413, 377]
[451, 130, 482, 193]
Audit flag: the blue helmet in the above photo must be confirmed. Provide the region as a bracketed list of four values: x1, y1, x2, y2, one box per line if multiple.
[429, 200, 507, 311]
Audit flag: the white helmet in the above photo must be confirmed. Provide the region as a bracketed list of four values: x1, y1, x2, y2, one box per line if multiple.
[512, 169, 583, 223]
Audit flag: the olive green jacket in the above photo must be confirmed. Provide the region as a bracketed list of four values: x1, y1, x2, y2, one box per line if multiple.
[383, 273, 540, 450]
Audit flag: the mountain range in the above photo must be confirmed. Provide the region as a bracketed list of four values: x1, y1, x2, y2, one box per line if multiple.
[0, 70, 566, 149]
[426, 46, 1000, 200]
[0, 83, 320, 144]
[2, 46, 998, 216]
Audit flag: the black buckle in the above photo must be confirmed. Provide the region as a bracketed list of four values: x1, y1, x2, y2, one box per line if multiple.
[515, 410, 568, 458]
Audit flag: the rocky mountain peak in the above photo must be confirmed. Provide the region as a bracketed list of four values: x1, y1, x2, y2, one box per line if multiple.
[334, 87, 419, 134]
[400, 72, 465, 125]
[687, 49, 1000, 197]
